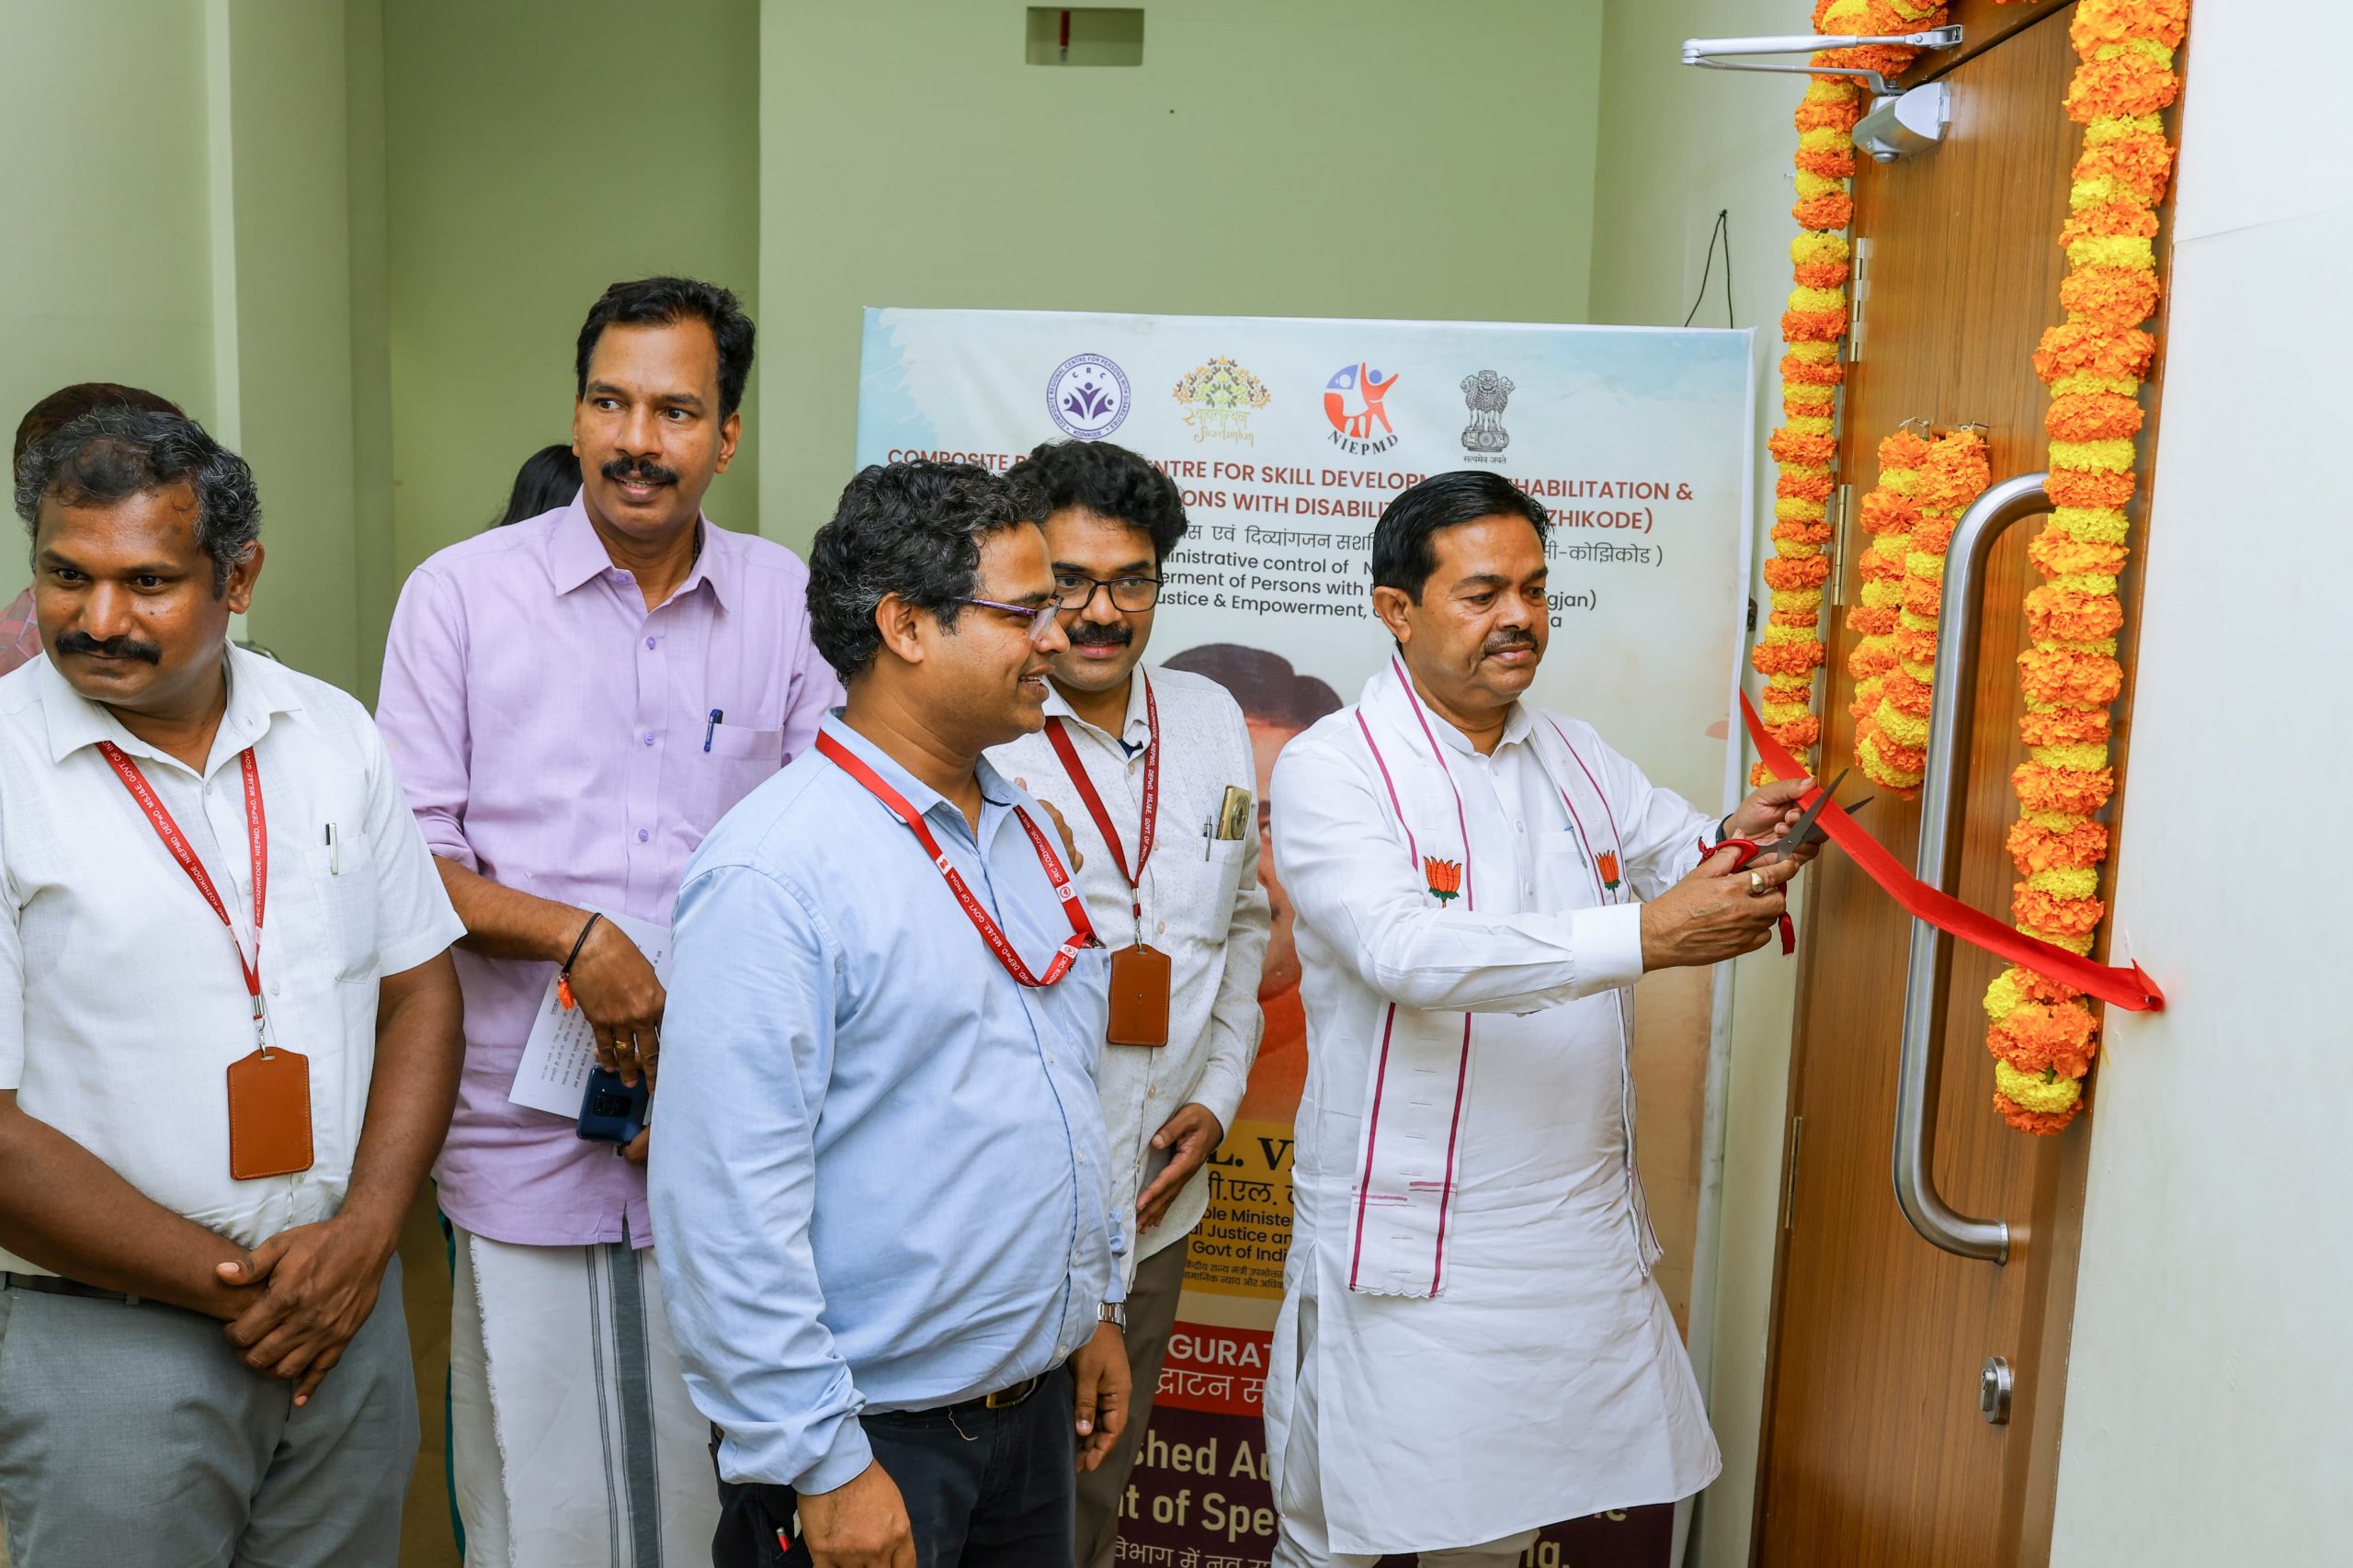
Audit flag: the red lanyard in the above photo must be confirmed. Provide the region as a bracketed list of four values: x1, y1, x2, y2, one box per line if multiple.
[814, 732, 1098, 988]
[1043, 676, 1158, 934]
[98, 741, 270, 1046]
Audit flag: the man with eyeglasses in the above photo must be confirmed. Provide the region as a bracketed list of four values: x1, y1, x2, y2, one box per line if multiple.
[989, 439, 1270, 1568]
[652, 460, 1132, 1568]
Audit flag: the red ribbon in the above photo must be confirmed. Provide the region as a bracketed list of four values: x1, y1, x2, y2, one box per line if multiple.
[1740, 691, 2163, 1012]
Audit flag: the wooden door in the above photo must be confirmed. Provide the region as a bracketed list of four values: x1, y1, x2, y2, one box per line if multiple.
[1748, 7, 2155, 1563]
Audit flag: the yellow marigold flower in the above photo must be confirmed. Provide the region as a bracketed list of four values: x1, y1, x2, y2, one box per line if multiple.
[1775, 496, 1828, 523]
[1993, 1059, 2082, 1115]
[2029, 743, 2112, 773]
[1788, 285, 1846, 314]
[2069, 175, 2121, 210]
[1761, 701, 1813, 729]
[2023, 808, 2084, 832]
[2050, 372, 2141, 399]
[2022, 926, 2098, 957]
[1784, 381, 1836, 409]
[1794, 170, 1845, 201]
[2067, 234, 2157, 273]
[2048, 437, 2139, 472]
[1787, 338, 1840, 366]
[1797, 127, 1850, 158]
[1860, 579, 1903, 609]
[2050, 506, 2132, 546]
[1904, 551, 1947, 580]
[1877, 708, 1929, 747]
[2041, 636, 2121, 657]
[2027, 867, 2102, 901]
[1760, 623, 1818, 647]
[2048, 572, 2121, 597]
[1787, 415, 1836, 437]
[2084, 111, 2165, 146]
[1790, 233, 1851, 268]
[1984, 969, 2028, 1023]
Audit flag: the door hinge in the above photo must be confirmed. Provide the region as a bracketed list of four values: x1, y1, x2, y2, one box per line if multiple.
[1846, 237, 1870, 364]
[1782, 1114, 1805, 1232]
[1824, 485, 1854, 608]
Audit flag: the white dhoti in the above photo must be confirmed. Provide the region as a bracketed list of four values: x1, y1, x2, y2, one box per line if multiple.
[449, 1224, 719, 1567]
[1263, 663, 1723, 1561]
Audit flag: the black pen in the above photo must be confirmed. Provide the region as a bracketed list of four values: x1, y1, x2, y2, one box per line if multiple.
[705, 709, 722, 752]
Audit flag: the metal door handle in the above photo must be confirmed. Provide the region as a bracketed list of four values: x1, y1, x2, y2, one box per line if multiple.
[1893, 472, 2053, 1264]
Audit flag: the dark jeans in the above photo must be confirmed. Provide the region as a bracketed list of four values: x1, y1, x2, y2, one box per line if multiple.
[713, 1364, 1076, 1568]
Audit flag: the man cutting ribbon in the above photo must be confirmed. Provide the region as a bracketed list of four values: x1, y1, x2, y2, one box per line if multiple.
[1264, 472, 1815, 1566]
[652, 460, 1131, 1568]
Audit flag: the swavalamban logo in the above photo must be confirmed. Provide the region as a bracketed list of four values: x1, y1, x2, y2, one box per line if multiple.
[1171, 357, 1271, 446]
[1323, 361, 1400, 456]
[1048, 353, 1131, 440]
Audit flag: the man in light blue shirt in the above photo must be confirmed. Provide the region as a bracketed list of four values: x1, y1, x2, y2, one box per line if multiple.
[652, 460, 1130, 1568]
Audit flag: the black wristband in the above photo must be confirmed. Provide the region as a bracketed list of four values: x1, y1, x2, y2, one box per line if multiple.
[563, 912, 604, 973]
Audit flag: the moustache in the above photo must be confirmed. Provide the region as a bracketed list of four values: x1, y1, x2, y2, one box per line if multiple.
[56, 632, 163, 665]
[1483, 631, 1539, 655]
[1067, 622, 1132, 648]
[601, 458, 680, 488]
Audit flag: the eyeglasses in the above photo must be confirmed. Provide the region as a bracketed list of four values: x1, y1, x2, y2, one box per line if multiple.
[958, 597, 1064, 642]
[1051, 573, 1162, 614]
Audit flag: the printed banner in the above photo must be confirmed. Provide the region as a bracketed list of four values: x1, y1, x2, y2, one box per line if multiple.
[858, 309, 1755, 1567]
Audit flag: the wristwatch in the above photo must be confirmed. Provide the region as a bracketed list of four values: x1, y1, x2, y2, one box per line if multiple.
[1098, 1301, 1126, 1331]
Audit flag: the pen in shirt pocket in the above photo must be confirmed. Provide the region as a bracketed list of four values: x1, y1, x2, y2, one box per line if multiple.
[325, 823, 339, 875]
[704, 709, 722, 752]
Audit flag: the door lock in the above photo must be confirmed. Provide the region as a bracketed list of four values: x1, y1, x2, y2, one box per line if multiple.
[1979, 1355, 2014, 1426]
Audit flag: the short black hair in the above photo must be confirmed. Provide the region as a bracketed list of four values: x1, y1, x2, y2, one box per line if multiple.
[1159, 643, 1340, 732]
[15, 408, 261, 592]
[1370, 471, 1550, 599]
[574, 276, 756, 420]
[15, 382, 182, 478]
[809, 461, 1030, 682]
[493, 443, 582, 527]
[1006, 439, 1189, 564]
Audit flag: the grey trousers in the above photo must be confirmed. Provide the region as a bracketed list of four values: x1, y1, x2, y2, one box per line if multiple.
[0, 1256, 416, 1568]
[1074, 1236, 1190, 1568]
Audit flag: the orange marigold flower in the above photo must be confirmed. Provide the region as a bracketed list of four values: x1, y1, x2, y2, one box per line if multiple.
[1793, 99, 1861, 133]
[1769, 608, 1821, 631]
[1847, 605, 1899, 637]
[2035, 323, 2156, 384]
[2045, 466, 2136, 510]
[1763, 554, 1833, 591]
[2013, 884, 2105, 937]
[1792, 192, 1855, 232]
[2058, 266, 2163, 330]
[1859, 490, 1920, 535]
[2013, 761, 2116, 817]
[1752, 641, 1827, 677]
[1995, 1092, 2082, 1136]
[2072, 0, 2189, 55]
[1858, 546, 1906, 582]
[2018, 707, 2110, 748]
[2006, 964, 2085, 1008]
[2061, 200, 2162, 245]
[1864, 725, 1926, 778]
[1877, 430, 1931, 469]
[1901, 576, 1945, 619]
[1771, 519, 1836, 548]
[2046, 390, 2145, 443]
[2075, 131, 2176, 204]
[1768, 713, 1823, 748]
[1780, 352, 1846, 387]
[1794, 147, 1859, 180]
[1781, 307, 1847, 344]
[2027, 585, 2125, 643]
[2018, 647, 2123, 708]
[2065, 52, 2181, 123]
[1991, 1001, 2099, 1079]
[1894, 627, 1938, 666]
[1770, 430, 1837, 467]
[1792, 259, 1853, 290]
[1910, 516, 1955, 555]
[1881, 667, 1932, 718]
[2007, 814, 2109, 877]
[1779, 471, 1836, 503]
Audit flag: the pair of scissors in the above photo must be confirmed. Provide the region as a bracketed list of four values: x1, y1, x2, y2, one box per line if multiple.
[1699, 770, 1872, 953]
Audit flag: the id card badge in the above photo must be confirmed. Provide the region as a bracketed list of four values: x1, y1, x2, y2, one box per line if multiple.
[226, 1047, 315, 1180]
[1106, 942, 1173, 1047]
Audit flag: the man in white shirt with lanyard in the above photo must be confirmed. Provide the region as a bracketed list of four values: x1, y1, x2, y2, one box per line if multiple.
[1265, 471, 1814, 1566]
[988, 439, 1270, 1568]
[0, 409, 465, 1567]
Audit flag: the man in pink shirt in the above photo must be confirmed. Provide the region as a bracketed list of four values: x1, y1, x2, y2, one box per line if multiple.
[376, 277, 839, 1566]
[3, 384, 186, 676]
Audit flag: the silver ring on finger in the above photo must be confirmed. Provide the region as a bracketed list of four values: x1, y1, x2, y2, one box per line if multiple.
[1748, 870, 1767, 896]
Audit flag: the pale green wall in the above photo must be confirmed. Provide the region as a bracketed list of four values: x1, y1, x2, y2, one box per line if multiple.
[0, 1, 217, 602]
[758, 0, 1606, 551]
[381, 0, 762, 582]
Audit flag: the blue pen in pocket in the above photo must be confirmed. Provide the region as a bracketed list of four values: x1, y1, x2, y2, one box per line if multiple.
[704, 709, 722, 752]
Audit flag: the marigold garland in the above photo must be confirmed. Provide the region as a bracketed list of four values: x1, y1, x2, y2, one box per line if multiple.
[1751, 0, 1949, 788]
[1847, 427, 1990, 795]
[1980, 0, 2188, 1135]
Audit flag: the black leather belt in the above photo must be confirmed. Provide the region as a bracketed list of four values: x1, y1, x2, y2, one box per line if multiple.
[871, 1371, 1050, 1423]
[3, 1270, 140, 1305]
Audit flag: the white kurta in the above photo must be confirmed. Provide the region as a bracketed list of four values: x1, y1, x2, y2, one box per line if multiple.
[1264, 661, 1722, 1557]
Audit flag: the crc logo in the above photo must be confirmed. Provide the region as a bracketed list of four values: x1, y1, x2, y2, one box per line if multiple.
[1323, 362, 1400, 456]
[1048, 353, 1131, 439]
